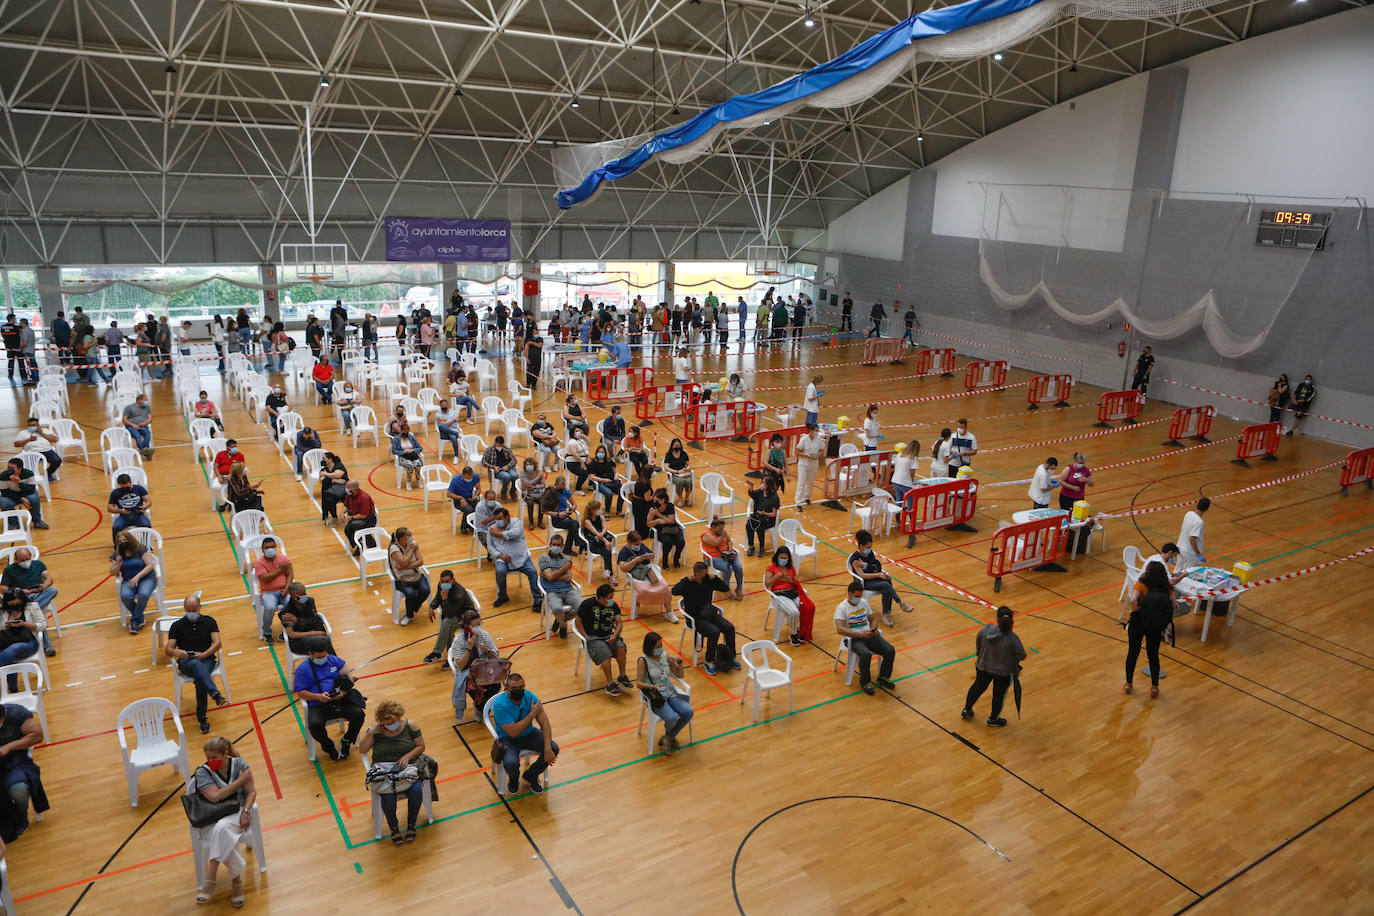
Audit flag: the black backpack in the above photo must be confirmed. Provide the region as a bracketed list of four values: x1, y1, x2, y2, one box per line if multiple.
[1133, 588, 1174, 633]
[712, 643, 735, 672]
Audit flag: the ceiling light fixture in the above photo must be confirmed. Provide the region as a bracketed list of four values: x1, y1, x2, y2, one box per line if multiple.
[671, 106, 680, 116]
[319, 74, 331, 87]
[454, 86, 463, 97]
[165, 61, 177, 75]
[570, 97, 581, 109]
[993, 52, 1004, 62]
[804, 12, 815, 27]
[917, 134, 924, 141]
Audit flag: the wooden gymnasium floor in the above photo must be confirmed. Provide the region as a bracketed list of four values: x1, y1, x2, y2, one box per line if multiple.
[4, 336, 1372, 915]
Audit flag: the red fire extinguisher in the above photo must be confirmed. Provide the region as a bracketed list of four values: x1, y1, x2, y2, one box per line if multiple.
[1118, 341, 1127, 357]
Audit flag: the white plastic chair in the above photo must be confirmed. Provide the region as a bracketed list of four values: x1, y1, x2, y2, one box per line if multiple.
[51, 417, 89, 461]
[188, 789, 267, 887]
[506, 379, 532, 413]
[636, 676, 693, 755]
[762, 591, 799, 643]
[12, 453, 51, 503]
[275, 410, 304, 458]
[188, 418, 218, 457]
[586, 528, 619, 581]
[460, 433, 486, 468]
[675, 598, 707, 666]
[474, 358, 498, 391]
[502, 409, 531, 447]
[173, 648, 231, 711]
[569, 618, 597, 690]
[103, 447, 143, 479]
[28, 400, 62, 426]
[481, 396, 507, 436]
[482, 693, 548, 795]
[1119, 546, 1145, 620]
[420, 465, 450, 510]
[101, 425, 135, 456]
[667, 468, 695, 505]
[777, 518, 819, 575]
[350, 405, 379, 447]
[0, 662, 48, 739]
[739, 639, 794, 722]
[231, 510, 274, 573]
[850, 488, 900, 536]
[301, 448, 328, 496]
[117, 697, 192, 806]
[0, 510, 33, 551]
[399, 396, 428, 435]
[354, 526, 391, 583]
[700, 472, 736, 527]
[285, 612, 334, 674]
[361, 750, 434, 839]
[416, 387, 441, 421]
[833, 636, 858, 685]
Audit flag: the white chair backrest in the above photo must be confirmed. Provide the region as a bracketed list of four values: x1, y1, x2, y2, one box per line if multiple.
[38, 365, 65, 378]
[110, 395, 136, 418]
[482, 396, 505, 416]
[302, 448, 328, 480]
[0, 545, 39, 566]
[400, 396, 422, 416]
[482, 693, 504, 740]
[1123, 546, 1144, 578]
[52, 418, 84, 441]
[29, 400, 62, 423]
[777, 517, 801, 544]
[189, 418, 217, 442]
[353, 526, 389, 554]
[13, 452, 47, 480]
[350, 405, 376, 427]
[501, 408, 527, 428]
[417, 387, 440, 408]
[475, 358, 496, 377]
[102, 428, 135, 452]
[118, 697, 179, 749]
[231, 510, 272, 541]
[460, 433, 485, 459]
[126, 525, 163, 554]
[110, 466, 149, 490]
[242, 534, 285, 571]
[107, 447, 142, 469]
[700, 472, 729, 499]
[0, 661, 43, 698]
[421, 465, 449, 487]
[838, 443, 859, 458]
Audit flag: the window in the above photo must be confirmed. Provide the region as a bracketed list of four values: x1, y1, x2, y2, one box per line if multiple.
[59, 265, 263, 329]
[277, 262, 443, 321]
[537, 262, 659, 317]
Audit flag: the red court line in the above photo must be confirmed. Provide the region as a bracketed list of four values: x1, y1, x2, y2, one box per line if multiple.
[248, 700, 283, 800]
[629, 616, 735, 699]
[366, 460, 421, 502]
[44, 496, 105, 554]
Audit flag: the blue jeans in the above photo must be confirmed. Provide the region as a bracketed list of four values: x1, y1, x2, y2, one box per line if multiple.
[316, 380, 333, 403]
[215, 343, 225, 371]
[294, 448, 312, 475]
[379, 781, 424, 832]
[1031, 500, 1049, 510]
[494, 468, 518, 492]
[452, 396, 478, 419]
[891, 483, 910, 504]
[711, 555, 744, 592]
[860, 578, 900, 614]
[395, 574, 431, 620]
[805, 410, 818, 426]
[112, 512, 150, 539]
[902, 327, 915, 345]
[503, 727, 558, 790]
[654, 694, 694, 741]
[0, 496, 41, 527]
[176, 655, 220, 719]
[495, 556, 543, 604]
[436, 423, 462, 458]
[127, 425, 151, 450]
[259, 589, 286, 639]
[276, 352, 287, 372]
[119, 576, 157, 627]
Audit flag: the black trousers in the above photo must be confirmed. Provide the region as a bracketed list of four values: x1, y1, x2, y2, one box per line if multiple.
[1124, 618, 1164, 687]
[849, 633, 895, 684]
[550, 514, 585, 551]
[694, 608, 736, 657]
[964, 668, 1010, 717]
[307, 700, 365, 755]
[345, 514, 378, 553]
[565, 461, 590, 491]
[840, 310, 852, 331]
[654, 526, 685, 564]
[746, 517, 775, 549]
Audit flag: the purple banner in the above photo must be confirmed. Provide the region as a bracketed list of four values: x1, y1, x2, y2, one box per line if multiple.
[385, 217, 511, 262]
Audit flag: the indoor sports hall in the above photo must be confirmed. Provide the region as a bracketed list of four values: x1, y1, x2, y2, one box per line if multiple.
[0, 0, 1370, 913]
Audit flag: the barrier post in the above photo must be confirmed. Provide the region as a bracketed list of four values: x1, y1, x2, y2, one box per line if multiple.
[899, 477, 979, 547]
[634, 382, 702, 425]
[1094, 390, 1143, 428]
[963, 360, 1009, 391]
[915, 348, 957, 378]
[1231, 422, 1281, 467]
[862, 337, 907, 366]
[1026, 374, 1073, 410]
[1340, 447, 1374, 496]
[820, 449, 895, 508]
[987, 515, 1068, 593]
[1162, 405, 1215, 446]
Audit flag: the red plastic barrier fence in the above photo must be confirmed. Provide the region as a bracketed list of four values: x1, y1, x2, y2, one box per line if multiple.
[1027, 374, 1073, 409]
[822, 450, 895, 501]
[1339, 447, 1374, 496]
[1163, 405, 1214, 446]
[1094, 390, 1143, 427]
[1232, 422, 1281, 467]
[634, 383, 702, 421]
[862, 337, 907, 366]
[963, 360, 1009, 391]
[683, 400, 759, 441]
[746, 425, 810, 472]
[915, 348, 957, 377]
[987, 515, 1068, 593]
[587, 366, 654, 402]
[899, 477, 978, 539]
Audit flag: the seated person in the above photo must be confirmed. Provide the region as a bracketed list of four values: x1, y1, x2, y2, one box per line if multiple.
[433, 399, 462, 460]
[279, 582, 331, 655]
[0, 697, 48, 837]
[486, 509, 544, 612]
[122, 393, 154, 457]
[225, 461, 264, 513]
[252, 536, 293, 643]
[600, 406, 627, 455]
[311, 358, 335, 404]
[384, 405, 407, 439]
[470, 489, 502, 554]
[617, 530, 676, 621]
[264, 387, 288, 441]
[530, 414, 560, 471]
[562, 428, 591, 491]
[0, 548, 56, 657]
[293, 426, 322, 477]
[291, 638, 364, 761]
[700, 517, 744, 600]
[834, 580, 896, 695]
[580, 499, 617, 584]
[336, 381, 358, 432]
[212, 440, 242, 483]
[193, 390, 224, 430]
[540, 477, 583, 553]
[537, 534, 581, 639]
[622, 425, 653, 474]
[764, 545, 815, 647]
[357, 700, 427, 846]
[518, 457, 546, 527]
[388, 527, 430, 625]
[319, 452, 349, 524]
[164, 595, 227, 734]
[482, 435, 517, 500]
[848, 529, 914, 626]
[634, 631, 693, 756]
[489, 673, 558, 796]
[423, 570, 475, 666]
[575, 584, 633, 696]
[671, 562, 738, 674]
[447, 467, 480, 532]
[391, 422, 424, 490]
[0, 588, 42, 678]
[448, 607, 498, 723]
[744, 478, 780, 557]
[14, 418, 61, 481]
[0, 458, 46, 530]
[110, 530, 157, 633]
[646, 488, 685, 568]
[108, 472, 151, 541]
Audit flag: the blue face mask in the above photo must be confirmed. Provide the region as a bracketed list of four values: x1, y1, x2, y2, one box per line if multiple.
[440, 582, 453, 592]
[184, 612, 200, 622]
[310, 655, 329, 666]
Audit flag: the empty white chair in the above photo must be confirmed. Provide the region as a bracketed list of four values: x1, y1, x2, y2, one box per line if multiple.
[350, 405, 379, 447]
[0, 662, 48, 739]
[28, 399, 62, 426]
[361, 750, 434, 839]
[354, 526, 390, 583]
[51, 417, 89, 461]
[117, 697, 192, 806]
[777, 518, 819, 575]
[482, 694, 548, 795]
[1119, 546, 1145, 620]
[416, 387, 441, 421]
[850, 488, 900, 536]
[0, 510, 33, 551]
[12, 453, 51, 502]
[474, 357, 498, 391]
[189, 418, 218, 458]
[101, 425, 135, 455]
[506, 379, 532, 413]
[399, 396, 428, 434]
[459, 433, 486, 468]
[502, 408, 531, 447]
[420, 465, 450, 511]
[739, 640, 794, 722]
[637, 675, 693, 755]
[481, 396, 507, 436]
[104, 446, 143, 478]
[700, 472, 736, 526]
[174, 647, 231, 710]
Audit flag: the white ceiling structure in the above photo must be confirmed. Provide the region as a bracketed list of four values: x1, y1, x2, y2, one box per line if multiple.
[0, 0, 1358, 265]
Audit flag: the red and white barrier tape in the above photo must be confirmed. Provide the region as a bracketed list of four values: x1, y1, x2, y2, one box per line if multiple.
[881, 402, 1096, 432]
[979, 415, 1170, 453]
[914, 329, 1081, 366]
[1155, 378, 1373, 432]
[825, 382, 1032, 411]
[1198, 544, 1374, 598]
[1093, 435, 1228, 472]
[1095, 459, 1345, 521]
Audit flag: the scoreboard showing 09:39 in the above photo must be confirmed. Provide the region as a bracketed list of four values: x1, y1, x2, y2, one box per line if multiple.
[1255, 208, 1331, 250]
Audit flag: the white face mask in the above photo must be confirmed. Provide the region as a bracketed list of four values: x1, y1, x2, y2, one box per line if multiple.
[17, 560, 31, 570]
[848, 596, 863, 607]
[263, 548, 277, 559]
[777, 557, 789, 568]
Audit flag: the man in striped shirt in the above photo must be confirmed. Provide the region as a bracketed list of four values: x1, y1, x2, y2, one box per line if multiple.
[834, 581, 896, 695]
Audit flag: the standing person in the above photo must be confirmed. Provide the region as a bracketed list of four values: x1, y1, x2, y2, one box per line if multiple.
[959, 605, 1026, 726]
[770, 297, 789, 347]
[488, 673, 559, 796]
[1266, 373, 1291, 423]
[763, 544, 814, 646]
[671, 562, 738, 674]
[1057, 452, 1095, 553]
[635, 632, 694, 756]
[18, 319, 38, 384]
[1130, 346, 1154, 401]
[794, 423, 825, 510]
[947, 419, 977, 476]
[361, 313, 379, 362]
[1123, 562, 1174, 698]
[523, 325, 543, 389]
[188, 737, 256, 907]
[292, 638, 364, 761]
[164, 595, 228, 734]
[833, 581, 896, 695]
[1288, 374, 1317, 435]
[1175, 498, 1210, 569]
[860, 404, 883, 451]
[304, 315, 325, 361]
[209, 315, 227, 371]
[1, 314, 20, 385]
[736, 296, 748, 340]
[791, 296, 807, 341]
[839, 291, 853, 332]
[395, 314, 408, 356]
[388, 528, 431, 625]
[357, 700, 428, 846]
[901, 302, 918, 346]
[753, 299, 770, 344]
[931, 428, 953, 479]
[279, 582, 331, 656]
[890, 439, 921, 504]
[50, 310, 72, 372]
[423, 569, 476, 665]
[330, 300, 349, 358]
[849, 528, 915, 625]
[866, 298, 886, 339]
[418, 315, 436, 357]
[1028, 457, 1060, 509]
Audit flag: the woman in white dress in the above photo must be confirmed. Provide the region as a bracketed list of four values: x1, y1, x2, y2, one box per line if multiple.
[861, 404, 883, 451]
[193, 736, 257, 907]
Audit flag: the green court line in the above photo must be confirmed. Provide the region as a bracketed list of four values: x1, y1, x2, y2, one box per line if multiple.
[1251, 522, 1374, 566]
[346, 652, 977, 849]
[814, 534, 987, 626]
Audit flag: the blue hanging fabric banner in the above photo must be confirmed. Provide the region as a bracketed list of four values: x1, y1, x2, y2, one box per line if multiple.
[557, 0, 1047, 209]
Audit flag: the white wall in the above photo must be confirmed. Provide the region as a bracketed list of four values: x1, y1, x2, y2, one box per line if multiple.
[825, 174, 909, 261]
[1171, 4, 1374, 203]
[929, 74, 1148, 251]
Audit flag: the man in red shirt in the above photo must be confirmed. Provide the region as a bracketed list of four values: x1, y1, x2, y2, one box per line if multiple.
[343, 479, 377, 556]
[212, 439, 244, 483]
[252, 535, 293, 642]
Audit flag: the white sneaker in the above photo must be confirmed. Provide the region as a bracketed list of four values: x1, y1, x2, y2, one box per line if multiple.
[664, 610, 680, 623]
[882, 614, 894, 626]
[400, 616, 411, 626]
[901, 601, 915, 613]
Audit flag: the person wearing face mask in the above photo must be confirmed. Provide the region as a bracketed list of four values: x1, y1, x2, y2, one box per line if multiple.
[212, 440, 243, 486]
[540, 476, 584, 554]
[14, 418, 61, 480]
[470, 489, 503, 558]
[764, 545, 815, 646]
[793, 423, 825, 511]
[0, 457, 45, 530]
[861, 404, 883, 451]
[530, 413, 559, 471]
[417, 568, 472, 662]
[482, 435, 518, 500]
[336, 380, 358, 433]
[562, 394, 590, 438]
[490, 673, 558, 795]
[293, 425, 321, 478]
[575, 584, 633, 696]
[189, 736, 256, 907]
[930, 428, 953, 479]
[671, 562, 738, 674]
[947, 420, 977, 475]
[586, 443, 624, 514]
[890, 439, 921, 504]
[538, 535, 582, 638]
[318, 452, 350, 524]
[192, 390, 224, 431]
[635, 632, 694, 756]
[292, 637, 364, 761]
[1266, 373, 1290, 423]
[165, 595, 227, 734]
[226, 461, 265, 513]
[264, 386, 288, 441]
[701, 517, 744, 600]
[663, 438, 693, 506]
[1288, 374, 1316, 435]
[519, 457, 547, 527]
[563, 427, 591, 491]
[960, 605, 1026, 727]
[646, 488, 686, 568]
[447, 607, 498, 721]
[343, 480, 378, 556]
[834, 581, 896, 695]
[487, 508, 545, 612]
[312, 356, 335, 404]
[744, 477, 781, 557]
[121, 393, 155, 458]
[104, 471, 151, 543]
[388, 527, 431, 625]
[599, 406, 627, 456]
[848, 529, 915, 626]
[0, 589, 41, 691]
[1027, 457, 1059, 510]
[0, 547, 57, 658]
[392, 421, 425, 490]
[358, 700, 428, 846]
[110, 530, 157, 634]
[279, 581, 331, 656]
[252, 536, 293, 642]
[447, 467, 481, 533]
